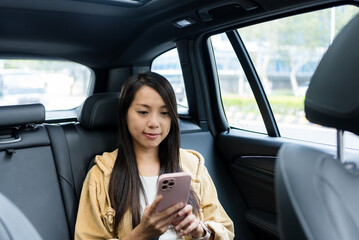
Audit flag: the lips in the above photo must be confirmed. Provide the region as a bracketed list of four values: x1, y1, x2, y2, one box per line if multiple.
[144, 133, 160, 139]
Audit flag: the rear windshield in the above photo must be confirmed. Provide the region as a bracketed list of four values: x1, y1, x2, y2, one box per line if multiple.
[0, 59, 93, 112]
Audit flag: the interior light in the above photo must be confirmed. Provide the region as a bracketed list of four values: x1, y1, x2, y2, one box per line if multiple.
[173, 18, 196, 28]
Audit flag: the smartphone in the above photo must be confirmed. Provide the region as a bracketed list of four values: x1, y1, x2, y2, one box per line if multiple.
[156, 172, 191, 220]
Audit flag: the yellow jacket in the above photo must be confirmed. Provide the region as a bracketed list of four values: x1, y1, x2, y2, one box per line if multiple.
[75, 148, 234, 240]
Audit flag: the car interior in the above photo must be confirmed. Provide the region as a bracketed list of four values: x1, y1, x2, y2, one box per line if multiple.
[0, 0, 358, 239]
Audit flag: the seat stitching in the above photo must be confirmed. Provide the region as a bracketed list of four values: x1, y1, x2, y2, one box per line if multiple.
[58, 174, 76, 192]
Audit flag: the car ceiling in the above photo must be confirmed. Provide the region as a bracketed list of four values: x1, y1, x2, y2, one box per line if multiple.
[0, 0, 349, 69]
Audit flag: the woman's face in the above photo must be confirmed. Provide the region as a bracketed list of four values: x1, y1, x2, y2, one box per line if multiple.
[126, 85, 171, 153]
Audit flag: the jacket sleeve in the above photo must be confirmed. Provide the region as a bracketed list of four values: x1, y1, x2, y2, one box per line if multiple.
[198, 158, 235, 240]
[74, 177, 115, 240]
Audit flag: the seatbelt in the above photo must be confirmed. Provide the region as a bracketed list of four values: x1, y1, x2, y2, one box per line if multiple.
[62, 124, 86, 201]
[46, 124, 77, 238]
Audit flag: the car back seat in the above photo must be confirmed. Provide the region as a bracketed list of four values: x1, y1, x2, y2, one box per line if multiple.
[0, 104, 71, 240]
[0, 94, 244, 240]
[46, 92, 120, 238]
[56, 92, 245, 240]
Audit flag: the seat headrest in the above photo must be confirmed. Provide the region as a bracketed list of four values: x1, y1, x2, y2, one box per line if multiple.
[78, 92, 120, 130]
[305, 14, 359, 135]
[0, 104, 45, 128]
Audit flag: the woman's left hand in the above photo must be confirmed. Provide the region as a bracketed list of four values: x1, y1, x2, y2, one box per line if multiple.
[171, 204, 205, 238]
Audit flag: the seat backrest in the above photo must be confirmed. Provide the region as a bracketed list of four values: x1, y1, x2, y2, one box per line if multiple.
[46, 92, 121, 237]
[0, 104, 71, 240]
[68, 92, 121, 198]
[275, 13, 359, 240]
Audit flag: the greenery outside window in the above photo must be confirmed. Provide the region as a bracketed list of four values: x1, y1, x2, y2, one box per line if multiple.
[238, 5, 359, 147]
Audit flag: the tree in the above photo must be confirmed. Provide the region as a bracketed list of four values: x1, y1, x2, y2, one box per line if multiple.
[238, 6, 358, 95]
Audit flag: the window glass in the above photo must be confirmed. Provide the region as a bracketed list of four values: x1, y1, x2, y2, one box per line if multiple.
[151, 49, 188, 110]
[211, 33, 266, 134]
[238, 5, 359, 147]
[0, 59, 93, 112]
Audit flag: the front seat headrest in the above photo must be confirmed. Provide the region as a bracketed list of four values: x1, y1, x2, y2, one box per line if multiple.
[77, 92, 121, 130]
[305, 13, 359, 135]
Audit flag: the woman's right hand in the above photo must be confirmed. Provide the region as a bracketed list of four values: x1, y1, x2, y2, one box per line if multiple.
[130, 195, 184, 240]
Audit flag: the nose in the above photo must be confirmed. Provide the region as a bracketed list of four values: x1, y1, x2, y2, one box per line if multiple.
[148, 113, 159, 128]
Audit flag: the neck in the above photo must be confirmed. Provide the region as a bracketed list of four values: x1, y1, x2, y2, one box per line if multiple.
[134, 147, 160, 177]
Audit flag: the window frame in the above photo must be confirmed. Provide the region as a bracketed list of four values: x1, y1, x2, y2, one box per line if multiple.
[150, 47, 193, 119]
[225, 31, 280, 137]
[205, 3, 359, 140]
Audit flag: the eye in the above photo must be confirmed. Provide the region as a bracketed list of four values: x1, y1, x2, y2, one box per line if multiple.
[137, 111, 148, 115]
[161, 111, 169, 115]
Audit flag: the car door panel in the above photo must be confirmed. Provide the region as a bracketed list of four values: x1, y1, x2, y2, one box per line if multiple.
[217, 131, 281, 239]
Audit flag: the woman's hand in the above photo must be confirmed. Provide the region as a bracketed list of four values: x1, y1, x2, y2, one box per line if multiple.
[172, 205, 205, 238]
[132, 195, 185, 240]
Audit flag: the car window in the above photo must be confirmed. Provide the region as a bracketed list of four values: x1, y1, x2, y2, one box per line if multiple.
[0, 59, 93, 113]
[151, 49, 188, 112]
[210, 33, 267, 134]
[237, 5, 359, 147]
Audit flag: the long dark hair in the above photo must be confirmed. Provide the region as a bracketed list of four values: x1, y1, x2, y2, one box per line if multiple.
[109, 71, 200, 236]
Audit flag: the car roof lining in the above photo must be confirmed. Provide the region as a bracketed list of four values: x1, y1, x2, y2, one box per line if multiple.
[0, 0, 355, 69]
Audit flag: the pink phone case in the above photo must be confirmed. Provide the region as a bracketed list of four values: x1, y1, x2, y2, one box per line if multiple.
[156, 172, 191, 216]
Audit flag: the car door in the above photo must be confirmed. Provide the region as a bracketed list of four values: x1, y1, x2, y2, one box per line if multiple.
[192, 4, 359, 240]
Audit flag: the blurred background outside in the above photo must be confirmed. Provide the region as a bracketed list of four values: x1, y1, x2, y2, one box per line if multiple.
[0, 60, 92, 111]
[210, 6, 359, 148]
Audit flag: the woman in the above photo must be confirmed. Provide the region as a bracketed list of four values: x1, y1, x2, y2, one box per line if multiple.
[75, 72, 234, 240]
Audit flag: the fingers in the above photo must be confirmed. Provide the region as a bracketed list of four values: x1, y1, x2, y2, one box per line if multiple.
[146, 202, 185, 236]
[141, 198, 191, 239]
[157, 200, 184, 217]
[139, 198, 191, 239]
[146, 195, 163, 215]
[144, 197, 185, 228]
[171, 204, 192, 226]
[179, 220, 199, 236]
[177, 204, 192, 217]
[173, 205, 204, 237]
[174, 213, 196, 231]
[174, 205, 193, 230]
[156, 202, 184, 225]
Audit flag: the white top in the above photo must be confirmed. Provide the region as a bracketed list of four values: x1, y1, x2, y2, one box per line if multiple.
[140, 176, 181, 240]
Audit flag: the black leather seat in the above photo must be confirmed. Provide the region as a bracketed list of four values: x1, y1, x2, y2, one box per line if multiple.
[65, 92, 120, 199]
[275, 13, 359, 240]
[0, 192, 42, 240]
[46, 92, 121, 237]
[0, 104, 71, 240]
